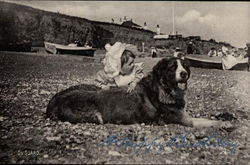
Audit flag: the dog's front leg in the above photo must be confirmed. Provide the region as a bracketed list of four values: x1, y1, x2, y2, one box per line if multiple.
[179, 111, 232, 128]
[95, 112, 104, 124]
[191, 118, 233, 128]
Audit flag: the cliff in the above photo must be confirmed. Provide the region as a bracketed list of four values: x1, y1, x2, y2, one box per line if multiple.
[0, 1, 234, 54]
[0, 1, 154, 51]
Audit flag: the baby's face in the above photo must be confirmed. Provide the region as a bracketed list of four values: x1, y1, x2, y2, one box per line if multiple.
[120, 57, 135, 75]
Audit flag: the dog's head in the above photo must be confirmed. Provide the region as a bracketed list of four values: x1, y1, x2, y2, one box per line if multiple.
[152, 57, 190, 104]
[153, 57, 190, 89]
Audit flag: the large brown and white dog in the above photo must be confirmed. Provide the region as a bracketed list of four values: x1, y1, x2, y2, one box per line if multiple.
[46, 57, 222, 127]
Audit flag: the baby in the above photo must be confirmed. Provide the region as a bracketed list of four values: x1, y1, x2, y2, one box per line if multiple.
[95, 42, 144, 92]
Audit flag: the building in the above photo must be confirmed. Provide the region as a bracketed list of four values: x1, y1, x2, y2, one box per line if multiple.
[144, 22, 147, 30]
[153, 25, 169, 39]
[168, 34, 183, 39]
[121, 20, 142, 29]
[187, 36, 201, 41]
[153, 34, 169, 40]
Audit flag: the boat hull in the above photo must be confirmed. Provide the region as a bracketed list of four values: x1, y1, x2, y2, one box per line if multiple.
[185, 54, 249, 71]
[186, 57, 222, 69]
[56, 48, 95, 57]
[44, 42, 95, 57]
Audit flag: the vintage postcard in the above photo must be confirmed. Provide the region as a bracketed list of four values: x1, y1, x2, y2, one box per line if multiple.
[0, 1, 249, 164]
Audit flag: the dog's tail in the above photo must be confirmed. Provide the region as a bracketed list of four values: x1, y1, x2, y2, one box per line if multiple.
[46, 93, 81, 123]
[59, 106, 103, 124]
[46, 96, 82, 123]
[46, 94, 60, 120]
[46, 84, 101, 121]
[47, 96, 103, 124]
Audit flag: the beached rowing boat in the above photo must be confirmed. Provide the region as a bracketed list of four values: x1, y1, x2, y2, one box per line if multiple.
[44, 42, 96, 57]
[185, 54, 249, 71]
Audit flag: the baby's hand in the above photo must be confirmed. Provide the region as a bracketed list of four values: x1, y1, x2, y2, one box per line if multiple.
[127, 82, 137, 93]
[135, 62, 144, 70]
[101, 85, 110, 90]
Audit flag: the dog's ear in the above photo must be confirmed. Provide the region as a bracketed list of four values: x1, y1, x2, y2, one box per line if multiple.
[153, 58, 170, 79]
[183, 58, 191, 76]
[183, 58, 190, 67]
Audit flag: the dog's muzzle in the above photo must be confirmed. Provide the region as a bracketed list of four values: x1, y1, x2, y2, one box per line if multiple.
[180, 71, 188, 80]
[177, 71, 188, 90]
[177, 82, 187, 90]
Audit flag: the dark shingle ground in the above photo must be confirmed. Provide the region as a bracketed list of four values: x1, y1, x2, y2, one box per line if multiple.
[0, 51, 249, 164]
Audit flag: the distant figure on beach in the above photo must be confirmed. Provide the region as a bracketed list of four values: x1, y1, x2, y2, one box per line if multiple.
[151, 47, 157, 58]
[244, 42, 250, 71]
[231, 48, 240, 57]
[217, 49, 224, 57]
[95, 42, 144, 92]
[187, 42, 194, 54]
[221, 46, 240, 70]
[173, 47, 185, 59]
[207, 47, 217, 57]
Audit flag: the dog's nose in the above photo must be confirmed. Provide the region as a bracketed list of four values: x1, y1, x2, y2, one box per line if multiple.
[180, 71, 188, 79]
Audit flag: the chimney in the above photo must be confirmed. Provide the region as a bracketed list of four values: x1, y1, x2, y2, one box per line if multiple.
[144, 22, 147, 30]
[156, 25, 160, 35]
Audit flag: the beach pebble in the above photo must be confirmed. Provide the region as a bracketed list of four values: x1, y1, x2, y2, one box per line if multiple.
[83, 131, 91, 136]
[0, 116, 5, 122]
[193, 157, 199, 162]
[63, 121, 72, 126]
[43, 154, 49, 158]
[165, 159, 172, 164]
[164, 147, 172, 153]
[155, 137, 165, 144]
[108, 151, 122, 156]
[46, 136, 61, 141]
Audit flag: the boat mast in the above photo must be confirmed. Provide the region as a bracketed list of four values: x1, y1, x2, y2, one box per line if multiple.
[172, 2, 175, 35]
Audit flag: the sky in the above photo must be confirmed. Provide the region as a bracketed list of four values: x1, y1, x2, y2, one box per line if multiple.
[5, 1, 250, 48]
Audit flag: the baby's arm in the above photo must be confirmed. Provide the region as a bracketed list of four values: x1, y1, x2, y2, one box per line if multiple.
[127, 63, 144, 92]
[95, 70, 117, 90]
[114, 73, 135, 87]
[127, 73, 144, 92]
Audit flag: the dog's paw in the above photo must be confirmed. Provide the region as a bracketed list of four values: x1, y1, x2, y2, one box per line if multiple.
[181, 117, 194, 127]
[95, 112, 103, 124]
[158, 119, 167, 126]
[192, 118, 232, 128]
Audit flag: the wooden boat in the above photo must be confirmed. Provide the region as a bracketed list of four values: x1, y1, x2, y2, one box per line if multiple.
[44, 42, 96, 57]
[185, 54, 249, 71]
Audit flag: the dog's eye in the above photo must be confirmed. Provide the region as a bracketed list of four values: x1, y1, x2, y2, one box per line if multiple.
[167, 61, 176, 69]
[182, 60, 190, 68]
[182, 62, 187, 68]
[168, 65, 177, 72]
